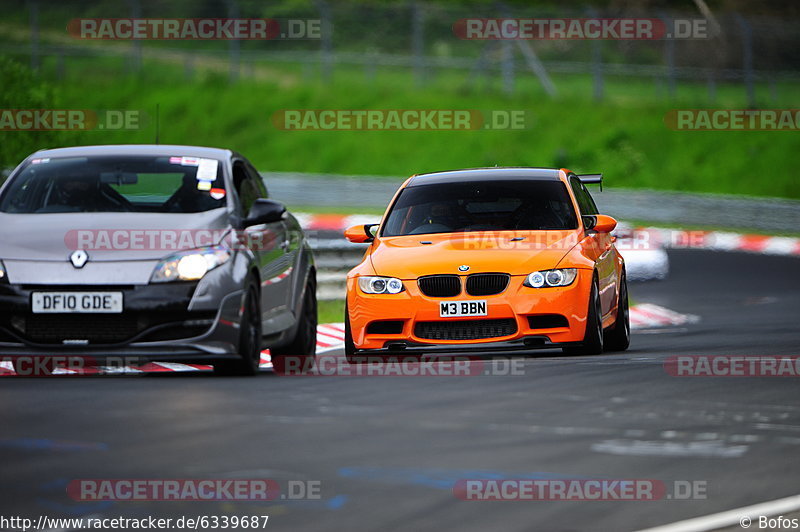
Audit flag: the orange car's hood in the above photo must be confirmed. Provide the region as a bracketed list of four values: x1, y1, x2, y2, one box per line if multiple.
[369, 230, 582, 279]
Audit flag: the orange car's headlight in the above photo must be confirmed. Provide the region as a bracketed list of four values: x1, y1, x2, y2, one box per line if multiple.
[524, 268, 578, 288]
[358, 276, 405, 294]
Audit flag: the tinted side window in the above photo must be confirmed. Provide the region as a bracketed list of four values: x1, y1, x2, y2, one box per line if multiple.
[233, 161, 259, 214]
[569, 176, 598, 215]
[580, 182, 599, 214]
[245, 161, 268, 198]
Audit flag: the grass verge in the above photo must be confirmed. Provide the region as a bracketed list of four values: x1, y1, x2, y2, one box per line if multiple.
[3, 53, 795, 199]
[318, 299, 345, 325]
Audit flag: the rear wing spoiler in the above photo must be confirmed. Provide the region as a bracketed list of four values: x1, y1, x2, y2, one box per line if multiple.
[577, 173, 603, 191]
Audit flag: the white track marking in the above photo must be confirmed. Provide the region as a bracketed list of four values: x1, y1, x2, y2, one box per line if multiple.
[636, 493, 800, 532]
[591, 439, 748, 458]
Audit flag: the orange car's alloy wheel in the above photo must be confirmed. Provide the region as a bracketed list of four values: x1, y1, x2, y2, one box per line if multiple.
[563, 276, 603, 356]
[604, 273, 631, 352]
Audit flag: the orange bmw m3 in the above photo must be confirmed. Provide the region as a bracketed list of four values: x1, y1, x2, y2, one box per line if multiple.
[343, 167, 630, 361]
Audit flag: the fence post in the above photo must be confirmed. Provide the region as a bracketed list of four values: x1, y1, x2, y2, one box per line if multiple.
[706, 70, 716, 104]
[467, 43, 491, 89]
[497, 2, 514, 95]
[501, 39, 514, 95]
[768, 76, 777, 103]
[227, 0, 241, 82]
[318, 1, 333, 82]
[735, 14, 756, 108]
[56, 47, 65, 80]
[184, 54, 194, 80]
[591, 41, 604, 101]
[364, 50, 377, 82]
[27, 0, 39, 72]
[412, 2, 425, 86]
[587, 8, 603, 101]
[661, 13, 676, 99]
[128, 0, 142, 74]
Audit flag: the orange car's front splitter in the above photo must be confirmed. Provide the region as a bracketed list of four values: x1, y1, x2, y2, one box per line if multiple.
[347, 270, 593, 351]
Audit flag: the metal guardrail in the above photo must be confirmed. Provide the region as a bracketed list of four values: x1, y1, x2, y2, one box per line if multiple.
[267, 172, 800, 234]
[309, 239, 363, 301]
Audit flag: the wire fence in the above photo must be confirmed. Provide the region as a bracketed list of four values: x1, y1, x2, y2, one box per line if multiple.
[4, 1, 800, 105]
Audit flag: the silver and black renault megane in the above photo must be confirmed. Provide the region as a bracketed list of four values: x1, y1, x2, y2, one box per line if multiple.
[0, 145, 317, 375]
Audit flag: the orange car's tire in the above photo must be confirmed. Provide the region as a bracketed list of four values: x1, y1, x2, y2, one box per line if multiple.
[345, 304, 412, 364]
[604, 272, 631, 352]
[344, 301, 361, 364]
[562, 276, 603, 356]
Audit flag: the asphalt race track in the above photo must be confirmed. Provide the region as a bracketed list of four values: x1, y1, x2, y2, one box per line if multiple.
[1, 250, 798, 532]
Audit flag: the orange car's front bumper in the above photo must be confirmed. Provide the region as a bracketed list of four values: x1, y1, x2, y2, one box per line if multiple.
[347, 269, 594, 351]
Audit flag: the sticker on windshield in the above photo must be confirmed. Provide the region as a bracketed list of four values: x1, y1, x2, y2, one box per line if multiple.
[196, 158, 218, 181]
[169, 156, 200, 166]
[197, 181, 212, 191]
[210, 188, 226, 200]
[31, 158, 50, 164]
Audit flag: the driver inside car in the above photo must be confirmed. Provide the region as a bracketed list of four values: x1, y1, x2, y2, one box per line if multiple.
[409, 200, 470, 234]
[165, 174, 221, 213]
[51, 175, 116, 212]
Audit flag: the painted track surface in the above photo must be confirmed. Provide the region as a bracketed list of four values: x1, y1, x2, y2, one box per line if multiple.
[0, 250, 798, 531]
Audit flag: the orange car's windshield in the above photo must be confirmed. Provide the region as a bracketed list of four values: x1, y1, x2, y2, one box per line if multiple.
[381, 179, 578, 237]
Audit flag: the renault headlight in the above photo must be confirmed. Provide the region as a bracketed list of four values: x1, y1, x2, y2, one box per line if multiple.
[524, 268, 578, 288]
[0, 260, 7, 283]
[151, 246, 231, 283]
[358, 276, 405, 294]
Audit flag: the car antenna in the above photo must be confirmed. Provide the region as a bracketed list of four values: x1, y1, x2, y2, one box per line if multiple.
[154, 103, 160, 144]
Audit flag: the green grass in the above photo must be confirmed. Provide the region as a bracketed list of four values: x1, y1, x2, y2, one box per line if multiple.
[4, 52, 800, 199]
[318, 299, 345, 324]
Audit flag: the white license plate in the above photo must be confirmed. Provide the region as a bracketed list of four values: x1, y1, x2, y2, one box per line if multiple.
[32, 292, 123, 314]
[439, 300, 488, 318]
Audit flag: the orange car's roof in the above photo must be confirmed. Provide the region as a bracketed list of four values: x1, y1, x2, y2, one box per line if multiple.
[407, 167, 563, 186]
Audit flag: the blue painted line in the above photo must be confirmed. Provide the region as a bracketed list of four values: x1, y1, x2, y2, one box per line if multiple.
[326, 495, 348, 510]
[0, 438, 109, 452]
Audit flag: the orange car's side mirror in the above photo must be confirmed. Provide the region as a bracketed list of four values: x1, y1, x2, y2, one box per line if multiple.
[345, 224, 378, 243]
[583, 214, 617, 233]
[592, 215, 618, 233]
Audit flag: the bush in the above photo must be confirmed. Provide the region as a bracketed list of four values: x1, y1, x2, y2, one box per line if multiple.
[0, 56, 81, 168]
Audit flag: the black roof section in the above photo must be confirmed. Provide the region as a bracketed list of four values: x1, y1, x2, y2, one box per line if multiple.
[407, 167, 562, 186]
